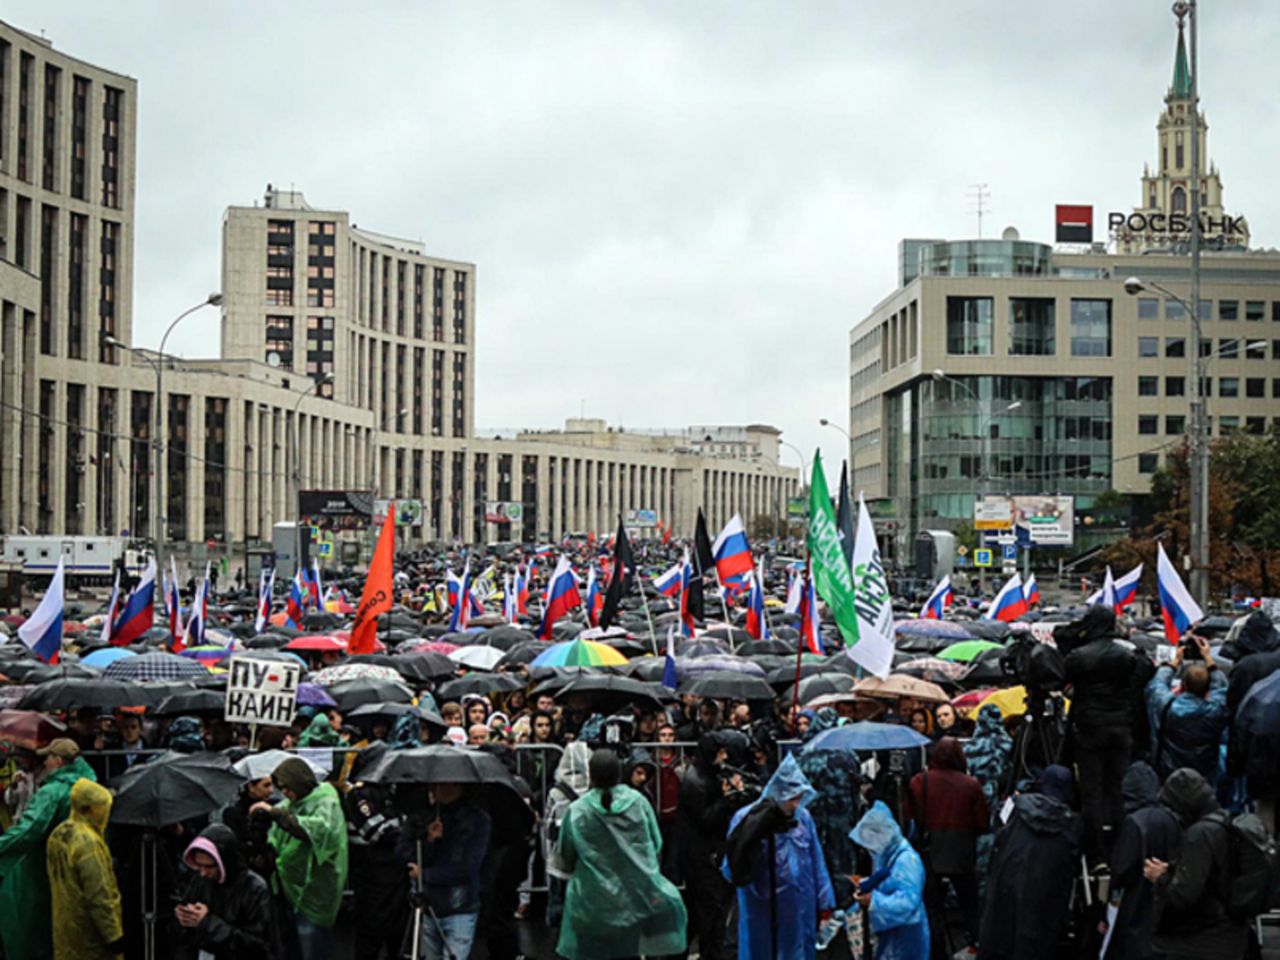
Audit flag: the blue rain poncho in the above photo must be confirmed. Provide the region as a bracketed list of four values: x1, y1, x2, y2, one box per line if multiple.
[849, 801, 929, 960]
[721, 754, 835, 960]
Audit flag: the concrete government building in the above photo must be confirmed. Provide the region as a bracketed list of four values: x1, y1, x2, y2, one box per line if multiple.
[0, 19, 796, 561]
[847, 12, 1278, 557]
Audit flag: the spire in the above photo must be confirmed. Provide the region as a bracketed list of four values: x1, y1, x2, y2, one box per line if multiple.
[1170, 15, 1192, 99]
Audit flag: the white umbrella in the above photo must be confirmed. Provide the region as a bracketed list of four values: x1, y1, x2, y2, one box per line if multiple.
[231, 748, 327, 780]
[447, 646, 505, 671]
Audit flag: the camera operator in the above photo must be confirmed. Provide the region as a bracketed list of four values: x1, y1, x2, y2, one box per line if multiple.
[1061, 605, 1147, 867]
[1144, 634, 1228, 785]
[678, 729, 760, 960]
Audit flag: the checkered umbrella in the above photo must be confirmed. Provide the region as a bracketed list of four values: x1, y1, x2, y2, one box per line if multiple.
[103, 652, 208, 682]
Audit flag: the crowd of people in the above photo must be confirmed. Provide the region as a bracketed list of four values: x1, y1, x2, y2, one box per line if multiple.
[0, 538, 1277, 960]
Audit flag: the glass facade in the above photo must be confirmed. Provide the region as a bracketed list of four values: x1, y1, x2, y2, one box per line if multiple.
[946, 297, 993, 355]
[918, 240, 1054, 279]
[1008, 298, 1055, 355]
[884, 375, 1112, 527]
[1070, 299, 1112, 357]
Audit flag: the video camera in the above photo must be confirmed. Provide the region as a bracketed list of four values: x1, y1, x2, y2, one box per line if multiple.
[1000, 633, 1066, 695]
[717, 763, 764, 805]
[590, 713, 636, 757]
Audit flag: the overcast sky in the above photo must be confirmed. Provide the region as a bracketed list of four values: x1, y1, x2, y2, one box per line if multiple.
[11, 1, 1278, 486]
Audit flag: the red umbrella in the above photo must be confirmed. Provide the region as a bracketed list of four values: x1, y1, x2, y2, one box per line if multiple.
[951, 687, 998, 718]
[0, 709, 68, 749]
[284, 635, 347, 653]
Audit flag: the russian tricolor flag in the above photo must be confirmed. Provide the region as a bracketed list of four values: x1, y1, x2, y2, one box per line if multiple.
[662, 623, 678, 690]
[712, 513, 753, 595]
[446, 568, 472, 632]
[653, 559, 686, 598]
[1157, 544, 1203, 644]
[538, 556, 582, 640]
[167, 556, 182, 645]
[784, 569, 802, 615]
[302, 559, 323, 610]
[255, 567, 275, 634]
[285, 571, 306, 629]
[1114, 563, 1143, 612]
[503, 574, 519, 624]
[745, 560, 769, 640]
[1024, 573, 1040, 607]
[514, 568, 530, 617]
[179, 565, 210, 652]
[18, 557, 65, 664]
[798, 564, 822, 655]
[100, 572, 121, 647]
[584, 566, 604, 627]
[984, 573, 1029, 623]
[110, 558, 156, 647]
[920, 575, 953, 620]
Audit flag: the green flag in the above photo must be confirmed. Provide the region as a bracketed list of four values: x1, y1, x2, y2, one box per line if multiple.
[807, 452, 862, 648]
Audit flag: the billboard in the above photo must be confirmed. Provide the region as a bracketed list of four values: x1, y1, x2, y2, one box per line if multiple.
[625, 509, 658, 526]
[373, 499, 424, 527]
[299, 490, 375, 531]
[973, 495, 1014, 531]
[786, 497, 807, 518]
[484, 501, 523, 524]
[1013, 495, 1074, 546]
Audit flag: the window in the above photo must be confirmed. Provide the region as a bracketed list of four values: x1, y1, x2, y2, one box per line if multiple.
[1138, 376, 1158, 396]
[1070, 299, 1111, 357]
[1008, 298, 1055, 355]
[1273, 378, 1280, 399]
[1247, 417, 1266, 436]
[1246, 378, 1265, 398]
[1166, 415, 1185, 435]
[1220, 416, 1240, 434]
[1139, 415, 1158, 435]
[1137, 298, 1159, 320]
[1246, 340, 1266, 360]
[1219, 338, 1239, 359]
[1138, 337, 1159, 358]
[1220, 377, 1239, 398]
[1165, 300, 1185, 320]
[1219, 300, 1238, 321]
[1139, 453, 1159, 474]
[946, 297, 993, 355]
[1246, 301, 1265, 322]
[1165, 376, 1185, 397]
[1165, 337, 1186, 358]
[1172, 185, 1185, 210]
[1273, 302, 1280, 322]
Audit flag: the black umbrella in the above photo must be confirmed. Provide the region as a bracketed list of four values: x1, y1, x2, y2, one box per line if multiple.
[301, 612, 342, 631]
[6, 662, 101, 683]
[348, 702, 447, 728]
[361, 743, 521, 786]
[326, 677, 415, 711]
[623, 657, 667, 683]
[554, 674, 664, 705]
[245, 634, 289, 649]
[702, 626, 752, 647]
[153, 689, 226, 715]
[18, 678, 159, 711]
[787, 672, 857, 705]
[681, 671, 776, 701]
[482, 625, 538, 647]
[109, 750, 245, 827]
[494, 641, 552, 670]
[350, 653, 454, 683]
[766, 660, 835, 686]
[435, 673, 525, 701]
[737, 639, 794, 657]
[961, 620, 1011, 641]
[677, 640, 731, 659]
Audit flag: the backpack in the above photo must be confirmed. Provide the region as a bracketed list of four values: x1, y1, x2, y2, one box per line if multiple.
[1209, 810, 1280, 920]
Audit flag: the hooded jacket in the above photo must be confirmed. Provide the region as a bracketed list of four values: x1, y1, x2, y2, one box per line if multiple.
[544, 741, 591, 879]
[964, 704, 1013, 808]
[906, 736, 989, 875]
[1225, 611, 1280, 789]
[46, 779, 123, 960]
[0, 754, 97, 960]
[1145, 665, 1228, 782]
[849, 801, 929, 960]
[1105, 763, 1181, 960]
[1151, 768, 1247, 958]
[978, 766, 1083, 960]
[266, 763, 348, 928]
[1063, 608, 1144, 730]
[173, 824, 273, 960]
[678, 729, 757, 862]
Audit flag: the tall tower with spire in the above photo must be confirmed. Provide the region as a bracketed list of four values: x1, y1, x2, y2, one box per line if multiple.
[1116, 6, 1249, 253]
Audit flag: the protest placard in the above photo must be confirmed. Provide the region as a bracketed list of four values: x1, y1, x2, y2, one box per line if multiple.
[225, 656, 302, 726]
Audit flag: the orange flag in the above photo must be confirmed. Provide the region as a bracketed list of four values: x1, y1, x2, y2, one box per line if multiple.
[348, 506, 395, 655]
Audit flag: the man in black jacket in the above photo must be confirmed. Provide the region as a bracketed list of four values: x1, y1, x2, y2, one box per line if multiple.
[1062, 606, 1145, 865]
[173, 824, 274, 960]
[1224, 611, 1280, 831]
[1144, 767, 1248, 959]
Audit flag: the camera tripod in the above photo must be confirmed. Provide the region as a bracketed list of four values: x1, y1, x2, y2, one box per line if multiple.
[1003, 690, 1068, 796]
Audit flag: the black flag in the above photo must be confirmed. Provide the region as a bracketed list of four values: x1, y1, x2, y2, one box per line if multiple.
[688, 509, 716, 622]
[600, 518, 634, 629]
[836, 460, 855, 572]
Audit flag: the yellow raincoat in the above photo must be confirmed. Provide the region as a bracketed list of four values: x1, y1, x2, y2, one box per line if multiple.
[46, 779, 123, 960]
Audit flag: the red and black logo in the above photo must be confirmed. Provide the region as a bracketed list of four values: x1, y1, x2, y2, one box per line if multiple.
[1055, 204, 1093, 244]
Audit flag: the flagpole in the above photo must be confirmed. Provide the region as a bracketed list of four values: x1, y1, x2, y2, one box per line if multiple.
[789, 560, 808, 738]
[635, 569, 659, 657]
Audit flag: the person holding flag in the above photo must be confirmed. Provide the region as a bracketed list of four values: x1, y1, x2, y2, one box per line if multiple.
[109, 558, 157, 647]
[538, 556, 582, 641]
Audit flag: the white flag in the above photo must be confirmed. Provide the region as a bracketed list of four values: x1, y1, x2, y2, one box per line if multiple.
[849, 493, 896, 677]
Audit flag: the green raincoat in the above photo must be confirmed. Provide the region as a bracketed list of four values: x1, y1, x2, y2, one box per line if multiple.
[0, 756, 97, 960]
[268, 780, 348, 927]
[47, 779, 123, 960]
[556, 784, 687, 959]
[297, 713, 341, 747]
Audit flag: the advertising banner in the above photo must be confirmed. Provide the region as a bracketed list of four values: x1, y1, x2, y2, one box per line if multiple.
[299, 490, 375, 531]
[974, 495, 1014, 531]
[624, 509, 658, 526]
[1013, 495, 1074, 546]
[483, 502, 522, 524]
[224, 656, 302, 725]
[374, 499, 424, 527]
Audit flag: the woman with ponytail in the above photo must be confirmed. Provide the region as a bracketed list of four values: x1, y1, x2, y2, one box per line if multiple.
[555, 749, 688, 959]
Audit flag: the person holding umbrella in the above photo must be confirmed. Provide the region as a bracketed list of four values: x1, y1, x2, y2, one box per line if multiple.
[251, 758, 348, 960]
[0, 738, 98, 960]
[556, 749, 687, 959]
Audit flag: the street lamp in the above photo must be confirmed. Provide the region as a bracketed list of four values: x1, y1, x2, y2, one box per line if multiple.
[290, 373, 335, 519]
[1125, 273, 1209, 603]
[104, 292, 221, 573]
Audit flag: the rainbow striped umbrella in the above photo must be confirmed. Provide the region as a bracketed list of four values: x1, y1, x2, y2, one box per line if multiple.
[180, 644, 234, 666]
[530, 638, 629, 668]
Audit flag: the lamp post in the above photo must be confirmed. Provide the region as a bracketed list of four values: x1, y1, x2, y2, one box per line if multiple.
[105, 293, 221, 574]
[290, 373, 335, 520]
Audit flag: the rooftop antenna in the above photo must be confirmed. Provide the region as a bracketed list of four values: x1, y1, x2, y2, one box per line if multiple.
[968, 183, 991, 238]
